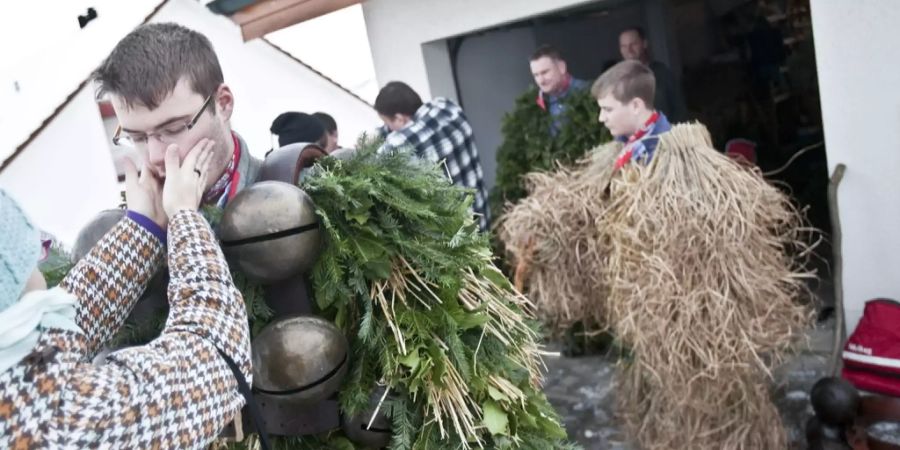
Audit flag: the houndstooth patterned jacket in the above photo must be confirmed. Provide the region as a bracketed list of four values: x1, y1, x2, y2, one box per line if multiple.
[0, 211, 251, 449]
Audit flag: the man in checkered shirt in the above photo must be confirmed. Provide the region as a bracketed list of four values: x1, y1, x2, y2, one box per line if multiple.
[375, 81, 490, 231]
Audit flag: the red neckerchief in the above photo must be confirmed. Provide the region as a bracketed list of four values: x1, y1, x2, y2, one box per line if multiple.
[614, 111, 660, 170]
[203, 132, 242, 204]
[536, 74, 573, 111]
[227, 132, 242, 200]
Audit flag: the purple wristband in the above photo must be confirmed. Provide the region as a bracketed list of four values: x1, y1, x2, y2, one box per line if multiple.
[126, 210, 167, 244]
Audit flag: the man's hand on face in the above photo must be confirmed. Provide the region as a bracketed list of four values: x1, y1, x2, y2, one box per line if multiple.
[162, 138, 215, 219]
[123, 157, 167, 229]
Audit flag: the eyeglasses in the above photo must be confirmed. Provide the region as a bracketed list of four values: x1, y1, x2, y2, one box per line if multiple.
[112, 94, 214, 147]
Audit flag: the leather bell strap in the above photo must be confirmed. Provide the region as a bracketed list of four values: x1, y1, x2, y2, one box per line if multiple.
[216, 347, 271, 450]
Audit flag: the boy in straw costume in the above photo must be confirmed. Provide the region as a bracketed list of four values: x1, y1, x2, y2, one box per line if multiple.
[500, 60, 813, 449]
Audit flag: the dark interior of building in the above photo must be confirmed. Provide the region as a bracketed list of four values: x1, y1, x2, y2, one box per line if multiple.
[453, 0, 833, 314]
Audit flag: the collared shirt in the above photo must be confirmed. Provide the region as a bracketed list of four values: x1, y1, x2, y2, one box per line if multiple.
[204, 131, 261, 210]
[614, 112, 672, 167]
[536, 76, 589, 135]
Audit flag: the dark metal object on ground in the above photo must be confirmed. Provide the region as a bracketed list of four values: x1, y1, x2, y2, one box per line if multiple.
[812, 377, 860, 427]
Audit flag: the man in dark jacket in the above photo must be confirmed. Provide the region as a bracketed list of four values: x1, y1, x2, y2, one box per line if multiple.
[619, 26, 688, 122]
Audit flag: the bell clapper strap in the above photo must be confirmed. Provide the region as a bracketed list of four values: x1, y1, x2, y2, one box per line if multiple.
[216, 347, 271, 450]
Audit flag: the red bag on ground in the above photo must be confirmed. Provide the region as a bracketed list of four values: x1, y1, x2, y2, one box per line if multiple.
[842, 298, 900, 397]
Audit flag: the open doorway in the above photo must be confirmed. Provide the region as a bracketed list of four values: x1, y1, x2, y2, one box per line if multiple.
[449, 0, 830, 311]
[678, 0, 827, 230]
[673, 0, 832, 316]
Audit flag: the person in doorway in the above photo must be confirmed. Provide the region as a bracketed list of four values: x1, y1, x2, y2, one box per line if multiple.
[529, 44, 589, 134]
[375, 81, 489, 231]
[592, 60, 672, 168]
[312, 111, 340, 153]
[618, 26, 688, 122]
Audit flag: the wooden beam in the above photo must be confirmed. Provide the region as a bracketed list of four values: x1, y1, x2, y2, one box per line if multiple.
[232, 0, 362, 41]
[231, 0, 311, 25]
[1, 0, 172, 173]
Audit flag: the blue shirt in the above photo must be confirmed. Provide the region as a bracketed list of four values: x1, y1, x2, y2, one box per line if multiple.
[538, 77, 589, 135]
[614, 112, 672, 165]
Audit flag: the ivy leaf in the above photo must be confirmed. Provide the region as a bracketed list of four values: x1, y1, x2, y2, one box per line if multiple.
[325, 436, 357, 450]
[363, 258, 392, 280]
[346, 209, 370, 224]
[352, 235, 388, 261]
[482, 400, 509, 435]
[399, 348, 420, 371]
[488, 385, 510, 402]
[481, 267, 511, 291]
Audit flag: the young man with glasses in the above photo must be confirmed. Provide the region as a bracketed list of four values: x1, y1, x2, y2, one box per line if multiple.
[97, 22, 261, 213]
[68, 22, 264, 448]
[89, 22, 351, 449]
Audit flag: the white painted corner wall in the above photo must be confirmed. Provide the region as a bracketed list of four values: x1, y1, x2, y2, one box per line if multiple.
[0, 0, 165, 162]
[810, 0, 900, 333]
[0, 88, 121, 247]
[361, 0, 596, 98]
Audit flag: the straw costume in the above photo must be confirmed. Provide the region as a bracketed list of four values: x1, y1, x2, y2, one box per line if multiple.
[500, 122, 815, 449]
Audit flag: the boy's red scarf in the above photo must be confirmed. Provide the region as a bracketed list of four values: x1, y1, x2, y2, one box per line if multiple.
[614, 111, 660, 170]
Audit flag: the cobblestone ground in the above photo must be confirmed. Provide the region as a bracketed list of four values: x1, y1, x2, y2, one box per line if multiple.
[541, 322, 835, 449]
